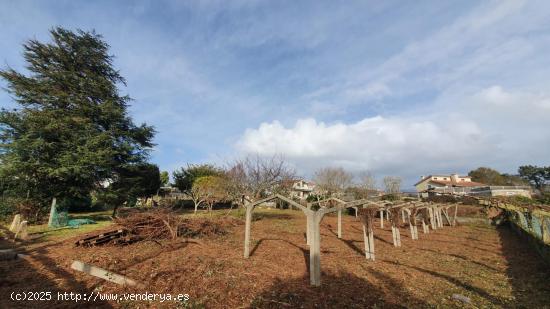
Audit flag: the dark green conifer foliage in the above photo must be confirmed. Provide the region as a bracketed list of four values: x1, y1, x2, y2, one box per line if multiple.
[0, 27, 155, 211]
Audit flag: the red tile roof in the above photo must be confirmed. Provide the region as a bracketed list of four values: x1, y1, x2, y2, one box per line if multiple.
[415, 175, 475, 186]
[428, 179, 485, 187]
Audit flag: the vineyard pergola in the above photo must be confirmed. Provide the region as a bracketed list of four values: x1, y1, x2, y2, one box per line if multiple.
[242, 194, 459, 286]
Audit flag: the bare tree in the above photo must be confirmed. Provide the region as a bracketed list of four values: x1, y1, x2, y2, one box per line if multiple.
[358, 171, 377, 191]
[226, 154, 295, 202]
[344, 171, 378, 199]
[189, 183, 207, 214]
[314, 167, 353, 197]
[383, 176, 402, 194]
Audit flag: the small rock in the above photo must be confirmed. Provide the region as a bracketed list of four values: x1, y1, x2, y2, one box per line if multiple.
[452, 293, 471, 304]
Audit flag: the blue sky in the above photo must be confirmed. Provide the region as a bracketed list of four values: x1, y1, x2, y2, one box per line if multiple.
[1, 0, 550, 189]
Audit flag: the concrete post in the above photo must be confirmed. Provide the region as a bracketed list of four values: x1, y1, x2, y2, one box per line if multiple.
[442, 208, 452, 226]
[306, 215, 311, 245]
[9, 214, 21, 232]
[380, 210, 384, 228]
[15, 221, 28, 240]
[243, 206, 253, 258]
[409, 220, 415, 240]
[368, 226, 375, 260]
[362, 223, 375, 260]
[337, 209, 342, 239]
[309, 213, 321, 286]
[428, 207, 437, 230]
[395, 226, 401, 247]
[453, 204, 458, 226]
[47, 197, 57, 228]
[71, 260, 144, 288]
[405, 209, 416, 240]
[362, 223, 369, 259]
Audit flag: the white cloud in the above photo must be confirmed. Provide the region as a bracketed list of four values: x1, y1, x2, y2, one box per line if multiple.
[236, 85, 550, 185]
[237, 116, 486, 176]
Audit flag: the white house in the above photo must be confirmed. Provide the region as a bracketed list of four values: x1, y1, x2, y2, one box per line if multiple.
[290, 180, 315, 200]
[415, 174, 485, 195]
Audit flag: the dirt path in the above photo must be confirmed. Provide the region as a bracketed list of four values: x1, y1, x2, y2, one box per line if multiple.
[1, 209, 549, 308]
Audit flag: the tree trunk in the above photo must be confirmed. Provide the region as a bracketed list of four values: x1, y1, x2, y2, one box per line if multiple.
[112, 204, 119, 218]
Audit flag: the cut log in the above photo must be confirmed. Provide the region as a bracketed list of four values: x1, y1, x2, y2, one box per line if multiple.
[75, 229, 135, 246]
[0, 249, 18, 261]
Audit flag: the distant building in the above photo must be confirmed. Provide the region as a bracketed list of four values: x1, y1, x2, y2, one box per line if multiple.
[415, 174, 485, 196]
[159, 186, 186, 199]
[289, 180, 315, 200]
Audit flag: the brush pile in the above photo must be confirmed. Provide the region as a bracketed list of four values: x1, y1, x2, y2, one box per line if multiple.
[115, 209, 185, 240]
[114, 209, 242, 240]
[76, 209, 242, 246]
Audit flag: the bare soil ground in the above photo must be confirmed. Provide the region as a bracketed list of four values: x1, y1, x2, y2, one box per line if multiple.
[1, 208, 549, 308]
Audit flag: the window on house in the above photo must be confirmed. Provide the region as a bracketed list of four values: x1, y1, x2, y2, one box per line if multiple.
[443, 178, 447, 180]
[433, 177, 438, 180]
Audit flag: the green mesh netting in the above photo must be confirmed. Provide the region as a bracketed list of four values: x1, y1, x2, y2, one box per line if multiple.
[67, 218, 95, 227]
[49, 206, 95, 228]
[49, 208, 69, 228]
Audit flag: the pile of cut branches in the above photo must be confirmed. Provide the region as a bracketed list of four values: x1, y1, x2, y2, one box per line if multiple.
[114, 209, 241, 241]
[115, 209, 184, 240]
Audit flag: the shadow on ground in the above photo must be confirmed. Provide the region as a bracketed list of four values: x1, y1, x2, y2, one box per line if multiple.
[0, 243, 113, 308]
[497, 224, 550, 307]
[250, 238, 310, 270]
[249, 270, 427, 308]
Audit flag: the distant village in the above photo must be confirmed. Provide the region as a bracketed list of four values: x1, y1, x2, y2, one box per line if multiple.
[159, 172, 533, 203]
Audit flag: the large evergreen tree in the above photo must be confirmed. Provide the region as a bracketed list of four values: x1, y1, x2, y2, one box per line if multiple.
[0, 27, 154, 212]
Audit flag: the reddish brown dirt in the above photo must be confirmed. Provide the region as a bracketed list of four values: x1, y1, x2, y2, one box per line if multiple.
[1, 209, 549, 308]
